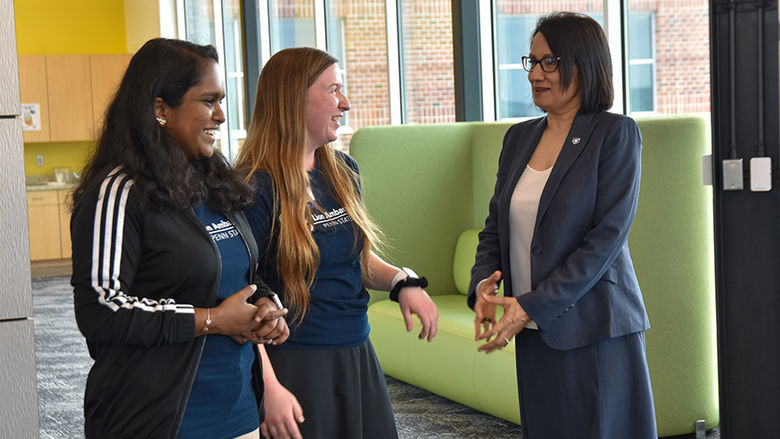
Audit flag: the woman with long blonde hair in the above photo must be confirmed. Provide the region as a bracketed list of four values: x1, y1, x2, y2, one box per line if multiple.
[236, 47, 439, 438]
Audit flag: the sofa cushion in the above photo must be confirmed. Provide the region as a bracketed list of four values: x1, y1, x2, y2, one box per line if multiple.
[368, 293, 518, 423]
[453, 229, 481, 295]
[370, 294, 490, 343]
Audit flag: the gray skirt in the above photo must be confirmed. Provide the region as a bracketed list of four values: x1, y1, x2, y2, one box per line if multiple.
[265, 339, 398, 439]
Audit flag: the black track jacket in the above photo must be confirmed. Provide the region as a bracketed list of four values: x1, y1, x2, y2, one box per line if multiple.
[71, 167, 271, 438]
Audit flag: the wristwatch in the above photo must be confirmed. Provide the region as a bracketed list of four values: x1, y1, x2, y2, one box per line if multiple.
[389, 267, 428, 302]
[267, 291, 284, 309]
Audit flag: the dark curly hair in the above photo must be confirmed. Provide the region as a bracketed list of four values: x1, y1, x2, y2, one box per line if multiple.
[72, 38, 253, 213]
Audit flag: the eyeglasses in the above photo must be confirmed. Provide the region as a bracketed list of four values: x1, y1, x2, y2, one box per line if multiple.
[521, 56, 561, 73]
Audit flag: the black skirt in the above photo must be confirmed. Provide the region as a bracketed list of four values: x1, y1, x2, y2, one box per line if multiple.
[266, 339, 398, 439]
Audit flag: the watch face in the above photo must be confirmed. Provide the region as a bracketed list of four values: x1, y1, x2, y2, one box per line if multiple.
[270, 292, 284, 309]
[402, 267, 418, 278]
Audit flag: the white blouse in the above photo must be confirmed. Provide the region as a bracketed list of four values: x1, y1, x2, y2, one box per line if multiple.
[508, 165, 552, 329]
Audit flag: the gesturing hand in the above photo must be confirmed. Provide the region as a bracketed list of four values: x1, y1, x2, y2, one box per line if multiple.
[474, 270, 502, 340]
[398, 287, 439, 342]
[475, 291, 530, 354]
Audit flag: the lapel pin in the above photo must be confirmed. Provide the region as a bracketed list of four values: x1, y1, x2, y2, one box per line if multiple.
[571, 137, 581, 145]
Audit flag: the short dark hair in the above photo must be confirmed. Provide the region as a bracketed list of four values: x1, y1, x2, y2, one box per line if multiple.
[532, 12, 613, 113]
[73, 38, 252, 212]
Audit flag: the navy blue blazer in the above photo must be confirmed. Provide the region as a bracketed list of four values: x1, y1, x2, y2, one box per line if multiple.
[468, 111, 650, 350]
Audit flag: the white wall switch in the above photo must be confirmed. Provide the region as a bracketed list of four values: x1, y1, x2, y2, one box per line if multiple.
[749, 157, 772, 192]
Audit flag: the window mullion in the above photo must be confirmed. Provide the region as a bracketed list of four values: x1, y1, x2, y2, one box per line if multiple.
[314, 0, 327, 50]
[257, 0, 271, 65]
[176, 0, 187, 39]
[386, 0, 402, 125]
[480, 0, 495, 121]
[604, 0, 626, 114]
[210, 0, 231, 155]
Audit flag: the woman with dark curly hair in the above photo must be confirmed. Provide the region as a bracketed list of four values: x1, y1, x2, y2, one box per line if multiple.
[71, 38, 289, 439]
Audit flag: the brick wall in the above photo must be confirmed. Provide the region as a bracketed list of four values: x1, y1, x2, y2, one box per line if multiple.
[401, 0, 456, 124]
[329, 0, 391, 150]
[650, 0, 711, 113]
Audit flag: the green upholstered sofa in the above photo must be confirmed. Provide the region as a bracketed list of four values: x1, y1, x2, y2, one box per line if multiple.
[349, 114, 719, 437]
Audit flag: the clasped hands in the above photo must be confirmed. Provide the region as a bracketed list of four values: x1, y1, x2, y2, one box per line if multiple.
[211, 284, 290, 346]
[474, 270, 530, 354]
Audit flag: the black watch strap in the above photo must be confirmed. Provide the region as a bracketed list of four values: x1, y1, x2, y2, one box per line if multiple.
[389, 275, 428, 302]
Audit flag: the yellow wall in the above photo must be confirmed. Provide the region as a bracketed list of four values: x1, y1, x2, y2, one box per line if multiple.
[124, 0, 162, 53]
[14, 0, 129, 176]
[24, 142, 93, 177]
[14, 0, 127, 55]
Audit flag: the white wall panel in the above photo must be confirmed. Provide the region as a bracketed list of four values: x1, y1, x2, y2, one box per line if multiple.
[0, 320, 40, 438]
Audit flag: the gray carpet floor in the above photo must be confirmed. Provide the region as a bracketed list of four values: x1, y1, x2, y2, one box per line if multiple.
[32, 276, 521, 438]
[32, 276, 718, 438]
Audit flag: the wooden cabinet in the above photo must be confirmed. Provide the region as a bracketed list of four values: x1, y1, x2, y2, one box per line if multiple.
[18, 53, 131, 142]
[58, 190, 73, 259]
[90, 54, 132, 131]
[18, 55, 51, 143]
[46, 55, 94, 141]
[27, 189, 73, 261]
[27, 190, 61, 261]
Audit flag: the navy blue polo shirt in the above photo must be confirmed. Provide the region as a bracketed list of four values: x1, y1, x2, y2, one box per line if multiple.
[245, 154, 370, 349]
[179, 204, 258, 438]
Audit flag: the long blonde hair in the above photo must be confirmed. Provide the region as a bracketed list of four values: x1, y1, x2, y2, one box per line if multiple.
[235, 47, 381, 322]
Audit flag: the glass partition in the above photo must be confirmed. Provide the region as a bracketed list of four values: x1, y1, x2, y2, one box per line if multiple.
[327, 0, 390, 150]
[184, 0, 217, 46]
[268, 0, 316, 54]
[183, 0, 248, 159]
[222, 0, 247, 157]
[399, 0, 456, 124]
[627, 0, 710, 115]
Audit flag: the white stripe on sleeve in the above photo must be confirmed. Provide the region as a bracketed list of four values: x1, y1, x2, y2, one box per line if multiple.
[88, 167, 193, 315]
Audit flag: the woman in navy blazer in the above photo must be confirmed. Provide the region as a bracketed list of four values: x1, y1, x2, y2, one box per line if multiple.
[469, 12, 657, 438]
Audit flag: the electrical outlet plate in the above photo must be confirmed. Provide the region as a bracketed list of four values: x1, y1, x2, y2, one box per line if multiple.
[722, 159, 743, 191]
[750, 157, 772, 191]
[36, 154, 44, 167]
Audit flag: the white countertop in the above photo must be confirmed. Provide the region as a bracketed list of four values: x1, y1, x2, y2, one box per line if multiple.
[26, 182, 77, 191]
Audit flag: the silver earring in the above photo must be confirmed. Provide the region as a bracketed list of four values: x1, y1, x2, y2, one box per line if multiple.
[156, 117, 167, 126]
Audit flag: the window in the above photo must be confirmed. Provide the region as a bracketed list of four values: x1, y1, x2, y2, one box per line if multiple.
[399, 0, 456, 124]
[495, 14, 540, 119]
[182, 0, 247, 159]
[175, 0, 710, 133]
[326, 13, 349, 140]
[326, 0, 391, 150]
[184, 0, 216, 46]
[627, 0, 710, 115]
[222, 1, 247, 152]
[268, 0, 316, 54]
[627, 12, 655, 113]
